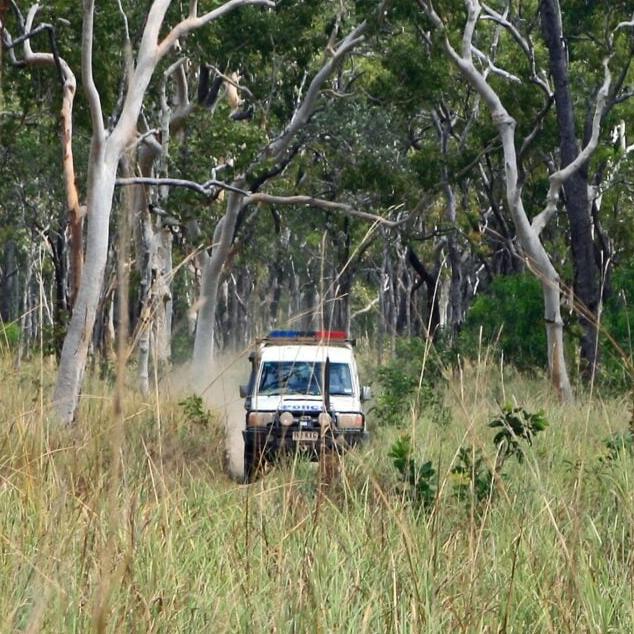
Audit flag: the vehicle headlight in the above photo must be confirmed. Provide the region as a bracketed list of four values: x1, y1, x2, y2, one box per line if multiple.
[337, 413, 364, 428]
[318, 412, 332, 429]
[247, 412, 273, 427]
[279, 411, 294, 427]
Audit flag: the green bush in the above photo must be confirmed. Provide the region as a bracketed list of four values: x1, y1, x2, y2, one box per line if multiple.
[179, 394, 212, 428]
[602, 430, 634, 462]
[390, 403, 549, 513]
[460, 274, 547, 369]
[450, 446, 494, 505]
[372, 338, 448, 427]
[599, 268, 634, 389]
[488, 404, 549, 464]
[388, 434, 436, 509]
[0, 323, 20, 348]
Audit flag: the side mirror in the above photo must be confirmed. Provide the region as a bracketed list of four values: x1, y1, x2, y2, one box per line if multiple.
[361, 385, 372, 402]
[239, 384, 249, 398]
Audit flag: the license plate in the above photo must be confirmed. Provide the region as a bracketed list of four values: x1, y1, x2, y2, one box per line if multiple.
[292, 431, 319, 442]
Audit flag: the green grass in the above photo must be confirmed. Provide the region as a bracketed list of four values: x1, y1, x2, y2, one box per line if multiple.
[1, 354, 633, 632]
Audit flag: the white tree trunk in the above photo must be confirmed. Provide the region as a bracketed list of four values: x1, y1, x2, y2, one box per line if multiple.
[192, 190, 243, 380]
[52, 152, 118, 422]
[154, 227, 173, 363]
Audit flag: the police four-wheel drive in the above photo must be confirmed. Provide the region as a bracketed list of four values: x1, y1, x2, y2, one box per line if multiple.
[239, 330, 371, 481]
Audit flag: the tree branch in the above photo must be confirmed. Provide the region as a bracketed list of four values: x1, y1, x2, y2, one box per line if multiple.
[532, 55, 612, 235]
[264, 21, 367, 160]
[248, 143, 301, 192]
[471, 45, 522, 83]
[480, 2, 552, 97]
[115, 177, 249, 196]
[519, 94, 555, 160]
[242, 193, 405, 228]
[205, 63, 254, 98]
[157, 0, 275, 60]
[82, 0, 105, 147]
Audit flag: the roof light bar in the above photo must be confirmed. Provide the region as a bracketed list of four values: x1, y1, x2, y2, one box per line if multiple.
[268, 330, 349, 340]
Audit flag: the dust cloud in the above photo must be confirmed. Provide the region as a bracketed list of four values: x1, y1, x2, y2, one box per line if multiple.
[165, 352, 250, 480]
[200, 353, 249, 480]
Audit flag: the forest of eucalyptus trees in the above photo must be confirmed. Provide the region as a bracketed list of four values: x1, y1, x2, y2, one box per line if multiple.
[1, 0, 633, 422]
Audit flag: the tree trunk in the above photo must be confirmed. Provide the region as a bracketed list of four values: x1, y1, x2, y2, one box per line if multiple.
[1, 240, 18, 323]
[53, 151, 118, 423]
[407, 246, 442, 338]
[541, 0, 600, 379]
[154, 226, 173, 363]
[434, 109, 464, 335]
[48, 228, 69, 356]
[192, 189, 243, 379]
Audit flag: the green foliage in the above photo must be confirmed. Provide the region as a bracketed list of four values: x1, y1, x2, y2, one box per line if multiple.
[388, 435, 436, 509]
[599, 269, 634, 389]
[488, 404, 549, 464]
[455, 404, 548, 508]
[372, 338, 448, 427]
[0, 323, 20, 348]
[602, 431, 634, 463]
[391, 402, 549, 513]
[179, 395, 212, 428]
[450, 446, 494, 505]
[460, 274, 548, 369]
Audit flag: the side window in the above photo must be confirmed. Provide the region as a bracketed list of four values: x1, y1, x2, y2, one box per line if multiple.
[329, 363, 353, 395]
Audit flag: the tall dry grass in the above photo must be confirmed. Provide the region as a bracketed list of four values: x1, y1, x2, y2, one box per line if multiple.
[0, 350, 633, 632]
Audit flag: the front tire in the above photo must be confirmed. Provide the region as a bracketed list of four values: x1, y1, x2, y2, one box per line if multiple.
[244, 433, 265, 483]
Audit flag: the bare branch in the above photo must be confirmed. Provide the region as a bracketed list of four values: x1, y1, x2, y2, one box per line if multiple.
[532, 55, 613, 235]
[205, 63, 254, 98]
[264, 21, 367, 160]
[614, 15, 634, 33]
[472, 45, 522, 83]
[519, 94, 555, 159]
[242, 193, 405, 228]
[481, 3, 530, 56]
[82, 0, 105, 147]
[115, 177, 249, 197]
[613, 90, 634, 105]
[124, 128, 161, 153]
[463, 0, 480, 59]
[351, 296, 379, 320]
[115, 0, 133, 87]
[3, 6, 65, 82]
[157, 0, 275, 60]
[480, 2, 552, 97]
[160, 57, 194, 128]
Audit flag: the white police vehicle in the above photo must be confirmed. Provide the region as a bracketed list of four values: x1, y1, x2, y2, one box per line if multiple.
[240, 330, 370, 481]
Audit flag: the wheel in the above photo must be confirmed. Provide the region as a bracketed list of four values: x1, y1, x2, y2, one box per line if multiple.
[244, 434, 265, 483]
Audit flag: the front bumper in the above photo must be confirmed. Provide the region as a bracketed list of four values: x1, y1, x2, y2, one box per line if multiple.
[243, 425, 369, 458]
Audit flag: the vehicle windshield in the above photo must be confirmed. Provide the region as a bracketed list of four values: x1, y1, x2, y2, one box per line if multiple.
[258, 361, 353, 396]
